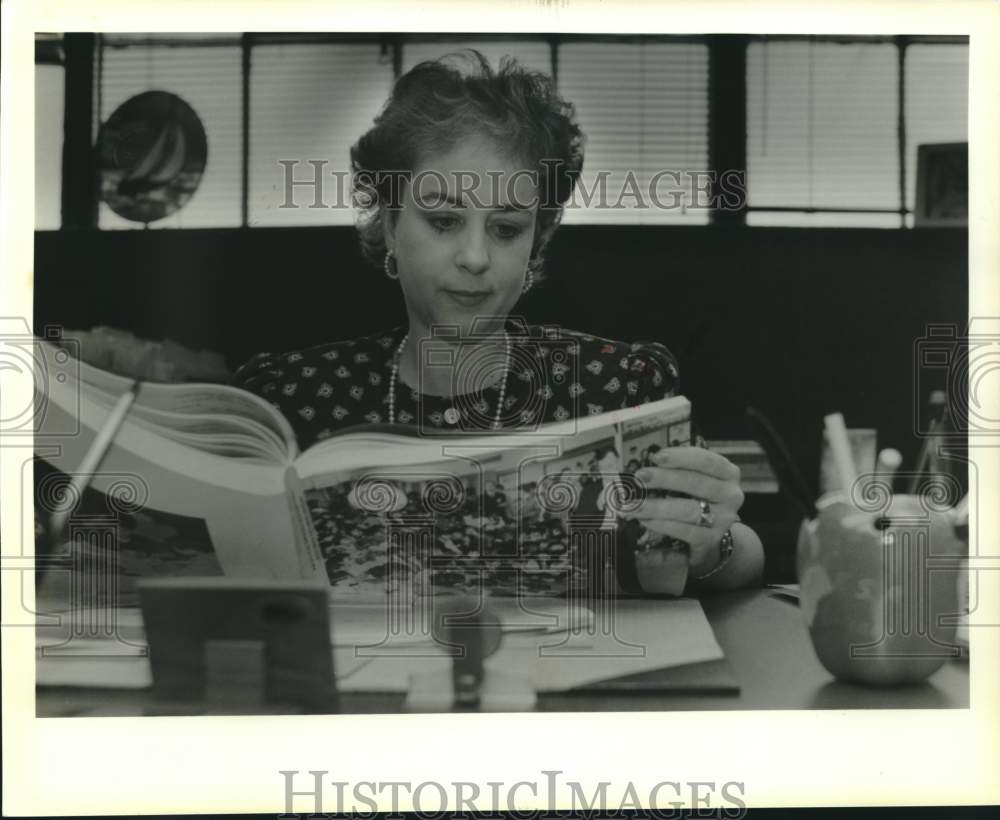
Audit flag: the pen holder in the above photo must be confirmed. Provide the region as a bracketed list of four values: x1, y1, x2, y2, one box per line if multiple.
[796, 490, 966, 686]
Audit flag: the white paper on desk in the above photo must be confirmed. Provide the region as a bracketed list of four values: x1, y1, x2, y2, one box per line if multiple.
[36, 651, 155, 689]
[329, 596, 592, 650]
[34, 608, 389, 689]
[338, 598, 724, 693]
[34, 643, 375, 689]
[36, 613, 153, 689]
[35, 599, 591, 689]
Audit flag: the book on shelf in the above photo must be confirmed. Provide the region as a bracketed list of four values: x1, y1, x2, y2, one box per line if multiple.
[33, 338, 694, 601]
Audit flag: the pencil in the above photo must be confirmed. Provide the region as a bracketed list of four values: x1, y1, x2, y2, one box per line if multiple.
[48, 381, 141, 542]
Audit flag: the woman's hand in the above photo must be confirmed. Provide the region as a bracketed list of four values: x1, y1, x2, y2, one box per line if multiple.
[629, 447, 745, 579]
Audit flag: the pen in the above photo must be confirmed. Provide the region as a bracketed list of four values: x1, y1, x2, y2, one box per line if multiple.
[823, 412, 858, 501]
[48, 380, 141, 543]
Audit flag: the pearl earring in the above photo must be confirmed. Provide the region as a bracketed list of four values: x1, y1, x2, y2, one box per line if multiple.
[384, 250, 399, 280]
[522, 268, 535, 294]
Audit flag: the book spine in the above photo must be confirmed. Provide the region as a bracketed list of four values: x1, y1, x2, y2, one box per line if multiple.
[283, 466, 327, 582]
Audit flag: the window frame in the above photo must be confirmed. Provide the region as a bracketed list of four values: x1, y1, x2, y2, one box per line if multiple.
[49, 32, 969, 231]
[743, 33, 968, 227]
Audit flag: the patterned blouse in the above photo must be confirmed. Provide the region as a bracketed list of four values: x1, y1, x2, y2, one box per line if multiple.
[232, 323, 681, 450]
[232, 323, 692, 596]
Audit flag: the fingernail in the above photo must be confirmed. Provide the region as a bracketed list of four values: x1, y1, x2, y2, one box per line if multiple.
[652, 450, 670, 464]
[635, 468, 653, 482]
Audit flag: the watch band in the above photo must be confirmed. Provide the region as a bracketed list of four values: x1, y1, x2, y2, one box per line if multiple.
[694, 529, 735, 581]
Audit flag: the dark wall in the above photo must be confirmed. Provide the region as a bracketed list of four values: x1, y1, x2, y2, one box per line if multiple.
[34, 224, 967, 496]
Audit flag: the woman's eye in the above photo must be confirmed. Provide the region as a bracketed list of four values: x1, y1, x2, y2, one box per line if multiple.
[428, 214, 460, 232]
[493, 222, 525, 240]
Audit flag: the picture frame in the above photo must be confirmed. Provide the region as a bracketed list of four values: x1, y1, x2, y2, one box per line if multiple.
[914, 142, 968, 227]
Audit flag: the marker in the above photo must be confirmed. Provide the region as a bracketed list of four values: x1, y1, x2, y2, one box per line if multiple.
[909, 390, 949, 493]
[824, 412, 858, 501]
[876, 448, 903, 491]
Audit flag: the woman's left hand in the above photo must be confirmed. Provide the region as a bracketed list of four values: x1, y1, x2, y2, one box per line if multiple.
[629, 446, 744, 577]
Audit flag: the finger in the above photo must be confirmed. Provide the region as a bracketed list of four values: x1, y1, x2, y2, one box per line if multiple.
[649, 447, 740, 482]
[635, 467, 745, 509]
[635, 517, 720, 566]
[627, 496, 739, 530]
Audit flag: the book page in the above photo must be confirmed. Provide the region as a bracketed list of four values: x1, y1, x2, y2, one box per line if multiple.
[294, 397, 692, 599]
[36, 364, 312, 583]
[124, 408, 290, 462]
[37, 338, 298, 457]
[133, 381, 298, 452]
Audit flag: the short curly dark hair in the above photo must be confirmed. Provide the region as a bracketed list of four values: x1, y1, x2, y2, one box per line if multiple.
[350, 49, 585, 282]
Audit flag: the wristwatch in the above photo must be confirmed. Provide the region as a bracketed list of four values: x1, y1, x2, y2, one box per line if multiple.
[694, 529, 735, 581]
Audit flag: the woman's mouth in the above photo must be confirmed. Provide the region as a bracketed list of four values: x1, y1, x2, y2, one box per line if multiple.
[443, 289, 493, 308]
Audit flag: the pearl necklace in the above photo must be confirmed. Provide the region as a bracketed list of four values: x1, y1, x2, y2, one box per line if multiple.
[388, 330, 512, 430]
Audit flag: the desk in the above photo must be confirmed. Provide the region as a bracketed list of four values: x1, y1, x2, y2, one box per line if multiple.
[36, 589, 968, 716]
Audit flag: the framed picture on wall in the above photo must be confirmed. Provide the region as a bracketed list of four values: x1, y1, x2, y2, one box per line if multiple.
[914, 142, 968, 227]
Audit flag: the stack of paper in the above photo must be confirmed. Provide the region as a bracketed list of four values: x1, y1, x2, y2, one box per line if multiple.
[36, 597, 725, 696]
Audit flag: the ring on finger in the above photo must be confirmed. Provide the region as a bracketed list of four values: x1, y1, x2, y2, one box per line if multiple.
[697, 499, 714, 528]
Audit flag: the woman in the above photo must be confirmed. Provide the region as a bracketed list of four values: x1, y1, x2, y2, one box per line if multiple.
[234, 50, 763, 591]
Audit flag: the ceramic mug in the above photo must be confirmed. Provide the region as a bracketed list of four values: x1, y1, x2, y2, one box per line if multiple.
[797, 486, 966, 686]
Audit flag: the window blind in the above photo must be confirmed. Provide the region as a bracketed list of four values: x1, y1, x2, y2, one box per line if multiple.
[400, 40, 553, 76]
[903, 43, 968, 225]
[556, 41, 710, 225]
[746, 40, 900, 227]
[35, 64, 65, 230]
[97, 40, 243, 229]
[249, 43, 394, 227]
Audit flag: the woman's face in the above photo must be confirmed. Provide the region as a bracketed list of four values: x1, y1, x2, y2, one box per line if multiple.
[384, 138, 539, 338]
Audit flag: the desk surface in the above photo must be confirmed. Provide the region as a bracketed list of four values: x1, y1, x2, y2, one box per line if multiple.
[36, 588, 968, 716]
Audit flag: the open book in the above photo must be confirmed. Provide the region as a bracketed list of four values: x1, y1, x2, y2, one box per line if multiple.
[34, 339, 692, 599]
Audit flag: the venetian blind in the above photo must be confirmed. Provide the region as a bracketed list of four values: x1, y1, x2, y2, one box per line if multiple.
[746, 40, 901, 228]
[903, 43, 968, 225]
[35, 64, 65, 230]
[97, 38, 243, 229]
[249, 43, 394, 227]
[401, 40, 553, 76]
[557, 41, 710, 225]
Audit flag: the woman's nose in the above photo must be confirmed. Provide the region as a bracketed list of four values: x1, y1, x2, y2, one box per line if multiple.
[455, 227, 490, 275]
